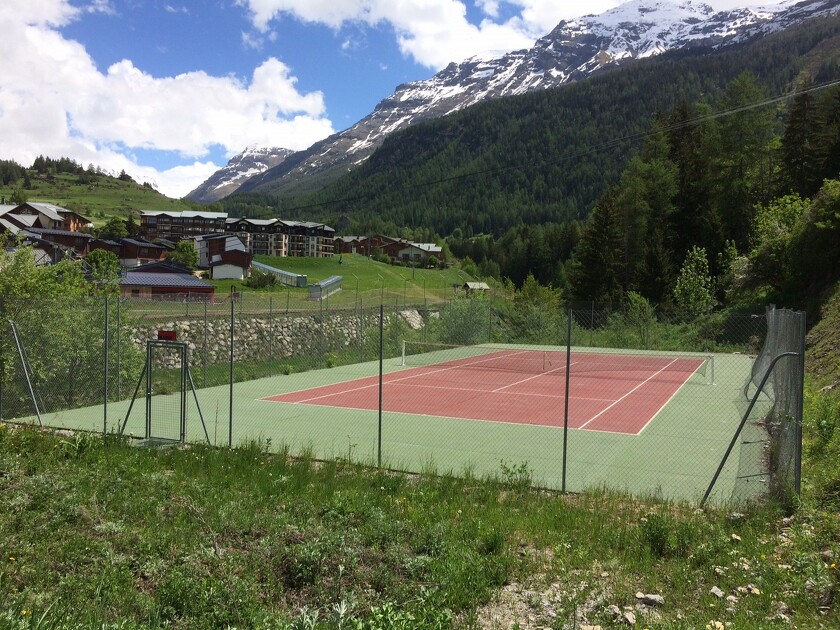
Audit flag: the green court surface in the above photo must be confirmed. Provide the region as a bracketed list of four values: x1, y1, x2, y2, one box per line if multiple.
[23, 347, 766, 505]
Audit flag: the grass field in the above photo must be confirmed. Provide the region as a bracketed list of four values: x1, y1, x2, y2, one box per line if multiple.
[0, 172, 193, 225]
[208, 254, 479, 308]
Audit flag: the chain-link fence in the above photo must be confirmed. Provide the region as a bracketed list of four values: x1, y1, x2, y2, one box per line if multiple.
[0, 293, 804, 505]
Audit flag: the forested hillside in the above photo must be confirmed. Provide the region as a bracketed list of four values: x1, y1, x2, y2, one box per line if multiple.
[225, 12, 840, 230]
[221, 11, 840, 310]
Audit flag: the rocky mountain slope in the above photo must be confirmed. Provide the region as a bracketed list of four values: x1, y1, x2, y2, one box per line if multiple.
[193, 0, 840, 201]
[186, 146, 294, 204]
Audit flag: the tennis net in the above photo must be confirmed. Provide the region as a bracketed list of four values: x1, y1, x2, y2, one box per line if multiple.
[400, 341, 714, 383]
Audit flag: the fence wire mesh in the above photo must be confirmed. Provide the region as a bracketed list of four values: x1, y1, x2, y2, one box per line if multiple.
[0, 293, 805, 506]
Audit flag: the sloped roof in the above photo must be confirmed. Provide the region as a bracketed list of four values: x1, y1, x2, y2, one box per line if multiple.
[121, 272, 212, 289]
[22, 202, 67, 222]
[141, 210, 227, 219]
[122, 238, 167, 249]
[0, 218, 21, 234]
[2, 214, 38, 228]
[134, 260, 191, 273]
[28, 227, 94, 239]
[408, 242, 442, 253]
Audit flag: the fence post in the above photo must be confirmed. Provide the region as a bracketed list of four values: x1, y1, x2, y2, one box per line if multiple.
[104, 296, 109, 435]
[701, 351, 800, 506]
[203, 299, 208, 388]
[562, 307, 572, 493]
[269, 295, 274, 375]
[378, 303, 383, 468]
[229, 299, 234, 448]
[795, 311, 806, 495]
[0, 296, 5, 420]
[116, 297, 121, 400]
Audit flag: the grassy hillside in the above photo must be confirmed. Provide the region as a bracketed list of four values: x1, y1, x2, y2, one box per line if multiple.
[210, 253, 478, 308]
[0, 171, 193, 226]
[806, 281, 840, 384]
[1, 424, 838, 629]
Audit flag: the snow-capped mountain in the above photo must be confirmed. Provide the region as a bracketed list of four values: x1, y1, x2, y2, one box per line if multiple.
[206, 0, 840, 200]
[186, 146, 294, 203]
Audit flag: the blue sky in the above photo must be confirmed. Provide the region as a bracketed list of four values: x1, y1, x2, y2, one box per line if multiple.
[0, 0, 764, 198]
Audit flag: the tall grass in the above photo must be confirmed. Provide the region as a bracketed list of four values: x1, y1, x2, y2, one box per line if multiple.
[0, 422, 836, 628]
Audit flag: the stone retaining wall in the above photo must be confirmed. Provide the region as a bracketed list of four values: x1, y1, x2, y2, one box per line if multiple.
[130, 309, 429, 368]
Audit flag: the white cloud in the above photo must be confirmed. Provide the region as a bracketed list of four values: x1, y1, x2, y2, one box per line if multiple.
[0, 0, 335, 198]
[235, 1, 622, 69]
[236, 1, 780, 69]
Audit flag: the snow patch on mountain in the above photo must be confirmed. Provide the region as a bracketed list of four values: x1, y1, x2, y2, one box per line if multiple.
[205, 0, 840, 200]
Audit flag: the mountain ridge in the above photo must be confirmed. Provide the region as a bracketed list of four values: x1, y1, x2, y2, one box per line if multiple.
[186, 146, 294, 204]
[188, 0, 840, 202]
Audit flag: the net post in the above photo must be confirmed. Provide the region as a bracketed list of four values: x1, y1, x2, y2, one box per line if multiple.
[401, 339, 406, 366]
[710, 355, 715, 386]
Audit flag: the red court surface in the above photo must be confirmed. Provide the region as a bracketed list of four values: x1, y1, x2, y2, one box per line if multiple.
[262, 350, 706, 435]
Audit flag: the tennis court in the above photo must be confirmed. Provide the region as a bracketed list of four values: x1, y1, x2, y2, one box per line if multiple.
[21, 342, 760, 504]
[263, 345, 711, 435]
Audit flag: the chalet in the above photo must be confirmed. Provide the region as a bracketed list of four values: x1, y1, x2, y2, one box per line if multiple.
[209, 249, 253, 281]
[463, 281, 490, 295]
[10, 202, 91, 232]
[335, 235, 442, 264]
[193, 233, 245, 268]
[395, 241, 442, 264]
[193, 233, 252, 279]
[121, 238, 169, 267]
[26, 227, 93, 257]
[120, 260, 214, 300]
[88, 237, 169, 267]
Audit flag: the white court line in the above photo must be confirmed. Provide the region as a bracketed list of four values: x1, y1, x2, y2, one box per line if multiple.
[634, 359, 706, 434]
[281, 349, 534, 404]
[577, 358, 681, 430]
[491, 360, 576, 393]
[385, 380, 616, 402]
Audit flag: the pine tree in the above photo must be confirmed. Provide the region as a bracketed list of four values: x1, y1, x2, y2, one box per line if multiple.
[571, 189, 624, 306]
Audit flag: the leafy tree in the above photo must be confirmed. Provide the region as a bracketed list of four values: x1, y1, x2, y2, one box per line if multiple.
[9, 187, 27, 205]
[673, 246, 715, 318]
[784, 178, 840, 306]
[505, 273, 564, 343]
[98, 216, 129, 240]
[748, 194, 810, 292]
[622, 291, 656, 348]
[85, 249, 121, 290]
[166, 240, 198, 270]
[0, 240, 142, 415]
